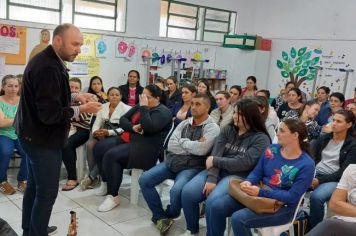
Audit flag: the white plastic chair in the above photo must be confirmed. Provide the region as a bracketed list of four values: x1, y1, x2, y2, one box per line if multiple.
[130, 121, 175, 204]
[256, 193, 306, 236]
[76, 143, 87, 180]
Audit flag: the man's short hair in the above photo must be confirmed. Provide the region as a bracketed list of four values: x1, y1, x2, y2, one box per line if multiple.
[53, 23, 73, 38]
[69, 77, 82, 88]
[216, 90, 231, 99]
[193, 93, 211, 108]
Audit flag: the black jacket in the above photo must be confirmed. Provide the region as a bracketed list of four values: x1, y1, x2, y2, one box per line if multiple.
[165, 89, 181, 109]
[120, 104, 172, 170]
[14, 45, 74, 148]
[119, 83, 144, 105]
[312, 133, 356, 184]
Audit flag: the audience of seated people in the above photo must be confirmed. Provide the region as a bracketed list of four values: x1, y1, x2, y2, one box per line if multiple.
[171, 84, 196, 127]
[196, 80, 217, 112]
[61, 78, 93, 191]
[0, 75, 28, 195]
[119, 70, 144, 107]
[277, 87, 304, 120]
[94, 85, 172, 212]
[241, 76, 258, 97]
[210, 91, 234, 128]
[3, 68, 356, 236]
[309, 109, 356, 230]
[180, 97, 271, 236]
[229, 85, 242, 107]
[80, 87, 131, 191]
[139, 93, 220, 235]
[165, 76, 181, 108]
[306, 164, 356, 236]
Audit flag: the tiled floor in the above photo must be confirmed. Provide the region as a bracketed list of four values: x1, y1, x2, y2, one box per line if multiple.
[0, 168, 209, 236]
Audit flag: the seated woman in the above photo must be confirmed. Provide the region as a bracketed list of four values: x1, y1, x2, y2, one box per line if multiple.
[277, 88, 304, 120]
[229, 119, 315, 236]
[319, 92, 345, 130]
[171, 84, 196, 127]
[79, 87, 131, 190]
[94, 85, 172, 212]
[0, 75, 27, 195]
[255, 92, 279, 140]
[210, 91, 234, 129]
[306, 164, 356, 236]
[119, 70, 144, 107]
[87, 76, 108, 103]
[229, 85, 242, 107]
[272, 82, 295, 112]
[197, 80, 217, 112]
[165, 76, 181, 108]
[180, 97, 271, 236]
[284, 100, 321, 141]
[241, 76, 258, 97]
[61, 78, 93, 191]
[309, 109, 356, 230]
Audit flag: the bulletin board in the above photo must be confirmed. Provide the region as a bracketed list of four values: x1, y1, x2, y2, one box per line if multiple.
[0, 24, 27, 65]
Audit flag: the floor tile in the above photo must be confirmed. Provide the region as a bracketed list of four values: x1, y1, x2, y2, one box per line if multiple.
[0, 201, 22, 223]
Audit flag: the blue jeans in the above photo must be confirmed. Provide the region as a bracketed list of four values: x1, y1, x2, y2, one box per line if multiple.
[139, 162, 200, 223]
[20, 139, 62, 236]
[231, 205, 295, 236]
[0, 135, 27, 182]
[309, 181, 338, 229]
[205, 175, 245, 236]
[181, 170, 240, 234]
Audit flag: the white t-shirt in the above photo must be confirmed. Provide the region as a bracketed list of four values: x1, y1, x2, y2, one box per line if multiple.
[333, 164, 356, 223]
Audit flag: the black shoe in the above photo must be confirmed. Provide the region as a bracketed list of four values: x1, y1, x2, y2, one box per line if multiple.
[47, 226, 58, 235]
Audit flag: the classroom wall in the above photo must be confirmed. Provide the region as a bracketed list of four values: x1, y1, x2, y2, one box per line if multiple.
[252, 0, 356, 99]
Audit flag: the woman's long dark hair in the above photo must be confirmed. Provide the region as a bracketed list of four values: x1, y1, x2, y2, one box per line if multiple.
[88, 76, 105, 94]
[235, 97, 271, 142]
[145, 84, 165, 104]
[334, 109, 355, 134]
[282, 118, 311, 156]
[127, 70, 141, 86]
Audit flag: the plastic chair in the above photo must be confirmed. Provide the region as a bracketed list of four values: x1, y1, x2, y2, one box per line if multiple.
[256, 193, 306, 236]
[130, 121, 175, 204]
[76, 143, 87, 181]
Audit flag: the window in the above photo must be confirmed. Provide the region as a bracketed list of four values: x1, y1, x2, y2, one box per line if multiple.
[160, 0, 237, 42]
[0, 0, 126, 32]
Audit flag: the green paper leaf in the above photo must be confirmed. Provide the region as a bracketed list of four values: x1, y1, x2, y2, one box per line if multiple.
[303, 51, 312, 60]
[298, 47, 307, 56]
[296, 57, 303, 66]
[277, 60, 283, 69]
[283, 62, 290, 72]
[302, 60, 311, 69]
[290, 47, 297, 58]
[293, 66, 301, 74]
[299, 68, 308, 76]
[281, 71, 289, 78]
[306, 74, 316, 81]
[311, 57, 320, 65]
[282, 51, 288, 61]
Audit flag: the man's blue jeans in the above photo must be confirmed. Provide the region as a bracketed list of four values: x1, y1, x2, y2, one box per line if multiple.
[20, 139, 62, 236]
[0, 135, 27, 182]
[139, 162, 200, 223]
[309, 181, 338, 229]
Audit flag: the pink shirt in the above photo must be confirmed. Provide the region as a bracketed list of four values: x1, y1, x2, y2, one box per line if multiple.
[128, 87, 136, 106]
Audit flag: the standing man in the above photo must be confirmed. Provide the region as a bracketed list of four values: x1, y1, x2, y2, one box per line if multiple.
[15, 23, 102, 236]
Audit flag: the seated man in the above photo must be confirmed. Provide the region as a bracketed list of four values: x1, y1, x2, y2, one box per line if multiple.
[309, 109, 356, 229]
[139, 94, 220, 235]
[306, 164, 356, 236]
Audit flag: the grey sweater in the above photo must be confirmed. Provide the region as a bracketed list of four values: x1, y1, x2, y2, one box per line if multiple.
[207, 124, 271, 183]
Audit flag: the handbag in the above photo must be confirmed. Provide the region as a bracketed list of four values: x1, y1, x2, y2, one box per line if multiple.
[228, 178, 284, 214]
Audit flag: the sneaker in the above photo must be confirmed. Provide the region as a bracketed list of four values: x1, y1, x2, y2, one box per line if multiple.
[156, 218, 174, 235]
[17, 181, 27, 193]
[88, 176, 100, 189]
[95, 182, 107, 196]
[97, 195, 120, 212]
[179, 231, 198, 236]
[0, 181, 16, 195]
[47, 226, 58, 235]
[80, 176, 93, 191]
